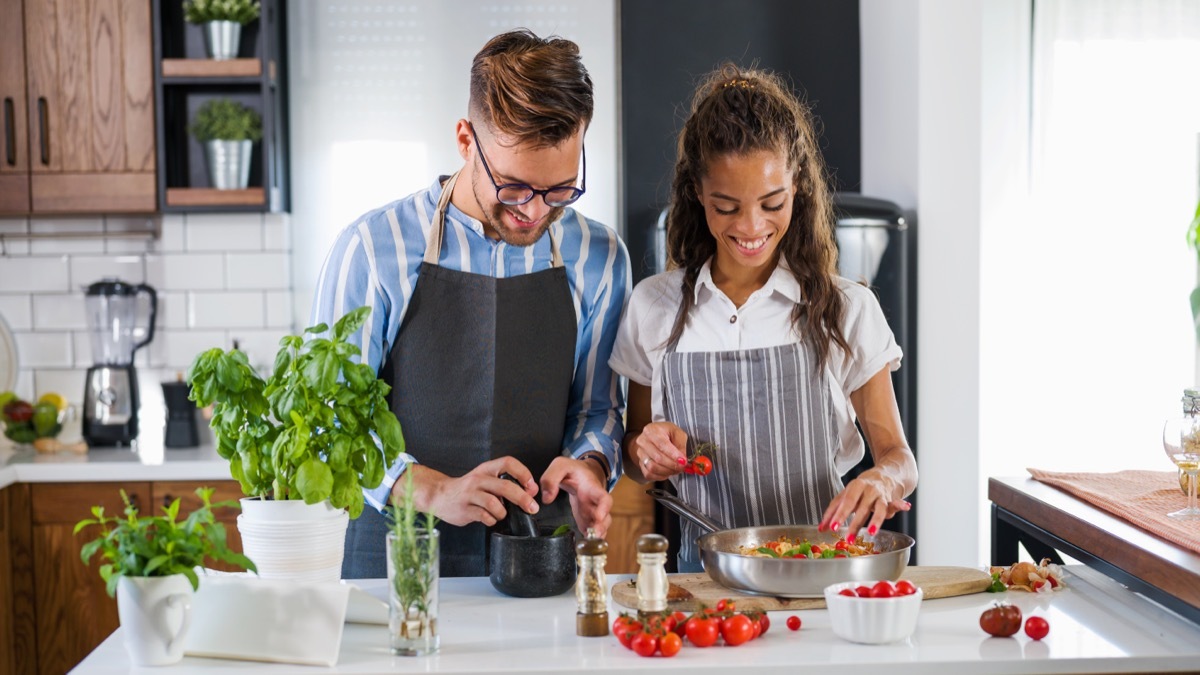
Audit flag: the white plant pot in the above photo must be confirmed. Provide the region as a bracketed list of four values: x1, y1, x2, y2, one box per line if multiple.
[116, 575, 194, 666]
[237, 497, 349, 583]
[204, 139, 253, 190]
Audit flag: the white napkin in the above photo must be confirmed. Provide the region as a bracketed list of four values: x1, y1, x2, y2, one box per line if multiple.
[186, 576, 350, 667]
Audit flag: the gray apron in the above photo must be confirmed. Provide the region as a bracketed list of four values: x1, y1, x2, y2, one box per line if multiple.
[342, 172, 578, 578]
[663, 327, 842, 567]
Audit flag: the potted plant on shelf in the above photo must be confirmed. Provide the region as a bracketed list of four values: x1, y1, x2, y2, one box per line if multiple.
[75, 487, 256, 666]
[189, 98, 262, 191]
[183, 0, 261, 60]
[187, 306, 405, 582]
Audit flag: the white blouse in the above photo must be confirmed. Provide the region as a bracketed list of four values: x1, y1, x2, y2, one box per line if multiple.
[609, 259, 903, 474]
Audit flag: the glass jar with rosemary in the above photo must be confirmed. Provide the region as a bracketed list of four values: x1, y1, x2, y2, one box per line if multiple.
[387, 470, 439, 656]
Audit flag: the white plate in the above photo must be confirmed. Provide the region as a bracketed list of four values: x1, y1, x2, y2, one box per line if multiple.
[0, 312, 16, 392]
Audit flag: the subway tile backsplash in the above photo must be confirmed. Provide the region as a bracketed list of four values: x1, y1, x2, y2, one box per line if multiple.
[0, 213, 294, 405]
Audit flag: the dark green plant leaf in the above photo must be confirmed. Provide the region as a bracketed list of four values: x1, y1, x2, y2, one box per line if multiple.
[550, 524, 571, 537]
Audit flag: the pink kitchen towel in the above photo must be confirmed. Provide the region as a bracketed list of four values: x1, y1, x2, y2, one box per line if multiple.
[1028, 468, 1200, 555]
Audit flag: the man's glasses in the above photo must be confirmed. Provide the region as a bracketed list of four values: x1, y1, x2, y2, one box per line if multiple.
[469, 123, 586, 207]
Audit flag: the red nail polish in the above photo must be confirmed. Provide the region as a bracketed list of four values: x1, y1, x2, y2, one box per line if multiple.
[677, 457, 686, 465]
[817, 523, 826, 532]
[832, 522, 840, 531]
[868, 524, 878, 535]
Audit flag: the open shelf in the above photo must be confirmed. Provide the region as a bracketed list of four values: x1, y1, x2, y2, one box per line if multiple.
[152, 0, 289, 213]
[162, 58, 262, 79]
[165, 187, 265, 207]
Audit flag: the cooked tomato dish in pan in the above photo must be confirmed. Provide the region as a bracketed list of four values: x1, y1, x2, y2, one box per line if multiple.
[737, 536, 878, 559]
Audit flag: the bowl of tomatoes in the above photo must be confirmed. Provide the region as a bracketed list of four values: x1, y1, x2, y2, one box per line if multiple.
[824, 578, 922, 644]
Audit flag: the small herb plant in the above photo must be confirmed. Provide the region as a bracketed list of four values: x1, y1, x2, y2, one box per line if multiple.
[1186, 200, 1200, 339]
[183, 0, 261, 25]
[187, 306, 405, 519]
[188, 99, 262, 143]
[75, 487, 256, 597]
[390, 471, 439, 642]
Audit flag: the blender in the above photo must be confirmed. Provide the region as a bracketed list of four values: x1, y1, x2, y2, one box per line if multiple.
[82, 279, 157, 447]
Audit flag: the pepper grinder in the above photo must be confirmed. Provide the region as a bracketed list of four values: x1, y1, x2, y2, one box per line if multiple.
[635, 533, 669, 620]
[575, 528, 609, 636]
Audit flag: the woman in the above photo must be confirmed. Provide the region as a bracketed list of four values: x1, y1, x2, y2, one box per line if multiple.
[609, 65, 916, 572]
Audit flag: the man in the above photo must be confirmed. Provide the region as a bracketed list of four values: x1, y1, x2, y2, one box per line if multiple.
[311, 29, 630, 578]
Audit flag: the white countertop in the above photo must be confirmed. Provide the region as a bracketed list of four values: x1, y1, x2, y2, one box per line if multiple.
[70, 565, 1200, 674]
[0, 437, 231, 489]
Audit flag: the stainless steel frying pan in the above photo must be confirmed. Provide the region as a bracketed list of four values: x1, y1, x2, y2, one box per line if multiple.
[649, 489, 914, 598]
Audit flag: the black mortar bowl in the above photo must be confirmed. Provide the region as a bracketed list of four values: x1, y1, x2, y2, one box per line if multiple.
[489, 527, 576, 598]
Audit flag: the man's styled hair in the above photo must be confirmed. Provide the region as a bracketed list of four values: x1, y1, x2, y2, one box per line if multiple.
[469, 29, 593, 147]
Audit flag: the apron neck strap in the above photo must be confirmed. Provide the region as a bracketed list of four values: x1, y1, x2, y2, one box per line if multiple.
[425, 172, 564, 267]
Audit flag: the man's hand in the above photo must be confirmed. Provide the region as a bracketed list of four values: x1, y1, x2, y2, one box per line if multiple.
[540, 456, 612, 537]
[397, 457, 540, 527]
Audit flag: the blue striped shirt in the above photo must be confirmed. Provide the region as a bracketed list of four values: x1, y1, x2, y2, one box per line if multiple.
[311, 177, 630, 512]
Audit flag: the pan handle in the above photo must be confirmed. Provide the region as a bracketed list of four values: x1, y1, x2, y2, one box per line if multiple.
[646, 488, 727, 534]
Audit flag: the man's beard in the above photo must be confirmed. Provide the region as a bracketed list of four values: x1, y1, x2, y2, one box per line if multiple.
[472, 172, 563, 247]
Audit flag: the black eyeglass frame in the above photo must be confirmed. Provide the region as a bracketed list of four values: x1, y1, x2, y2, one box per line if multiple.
[468, 122, 586, 207]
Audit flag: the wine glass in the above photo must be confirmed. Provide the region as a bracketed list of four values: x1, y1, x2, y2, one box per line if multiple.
[1163, 417, 1200, 520]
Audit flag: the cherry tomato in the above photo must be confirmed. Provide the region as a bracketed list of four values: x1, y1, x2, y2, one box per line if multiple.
[980, 604, 1023, 637]
[757, 614, 770, 636]
[870, 580, 898, 598]
[670, 611, 688, 636]
[692, 455, 713, 476]
[685, 617, 720, 648]
[720, 614, 755, 646]
[750, 617, 762, 640]
[1024, 616, 1050, 641]
[683, 464, 697, 475]
[854, 585, 872, 598]
[716, 598, 731, 612]
[631, 631, 658, 657]
[659, 631, 682, 657]
[834, 539, 849, 551]
[786, 615, 801, 631]
[614, 617, 642, 649]
[895, 579, 918, 596]
[809, 545, 822, 556]
[838, 588, 857, 597]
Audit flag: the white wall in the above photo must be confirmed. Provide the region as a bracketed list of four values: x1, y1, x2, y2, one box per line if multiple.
[287, 0, 619, 327]
[863, 0, 1029, 566]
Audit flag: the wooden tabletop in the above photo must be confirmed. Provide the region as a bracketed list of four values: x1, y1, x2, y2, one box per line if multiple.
[989, 476, 1200, 617]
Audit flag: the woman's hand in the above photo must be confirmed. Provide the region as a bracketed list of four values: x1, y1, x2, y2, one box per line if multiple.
[629, 421, 689, 482]
[817, 468, 911, 537]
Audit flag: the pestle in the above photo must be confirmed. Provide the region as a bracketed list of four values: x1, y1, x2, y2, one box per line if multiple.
[499, 473, 539, 537]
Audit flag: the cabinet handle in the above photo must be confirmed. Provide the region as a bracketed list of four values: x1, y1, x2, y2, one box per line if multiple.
[3, 98, 13, 166]
[37, 97, 49, 165]
[163, 494, 174, 508]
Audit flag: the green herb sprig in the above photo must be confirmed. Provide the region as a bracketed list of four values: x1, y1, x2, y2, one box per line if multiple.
[75, 487, 256, 597]
[390, 471, 438, 635]
[183, 0, 261, 25]
[187, 306, 405, 519]
[189, 99, 262, 143]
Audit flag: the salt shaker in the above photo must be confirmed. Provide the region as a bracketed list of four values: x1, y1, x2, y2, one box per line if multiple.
[635, 533, 669, 619]
[575, 527, 609, 636]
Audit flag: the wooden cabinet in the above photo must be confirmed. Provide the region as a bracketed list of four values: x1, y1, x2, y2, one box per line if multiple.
[0, 485, 18, 675]
[0, 0, 157, 216]
[0, 0, 31, 213]
[7, 479, 244, 675]
[606, 476, 656, 574]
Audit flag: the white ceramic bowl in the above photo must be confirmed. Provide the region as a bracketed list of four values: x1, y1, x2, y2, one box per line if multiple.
[824, 580, 923, 644]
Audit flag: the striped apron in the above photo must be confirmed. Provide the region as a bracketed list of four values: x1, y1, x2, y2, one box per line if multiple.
[663, 335, 842, 567]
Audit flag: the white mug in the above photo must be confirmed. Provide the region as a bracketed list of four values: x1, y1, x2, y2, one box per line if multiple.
[116, 575, 194, 666]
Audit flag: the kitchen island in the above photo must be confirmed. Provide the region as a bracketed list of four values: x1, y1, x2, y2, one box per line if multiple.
[71, 565, 1200, 674]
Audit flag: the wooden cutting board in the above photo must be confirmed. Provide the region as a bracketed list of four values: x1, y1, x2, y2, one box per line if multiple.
[611, 566, 992, 612]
